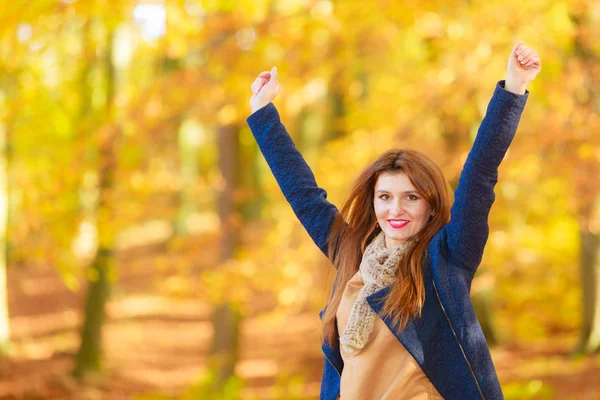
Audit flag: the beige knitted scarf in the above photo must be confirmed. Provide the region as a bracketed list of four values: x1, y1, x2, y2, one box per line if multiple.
[340, 230, 414, 354]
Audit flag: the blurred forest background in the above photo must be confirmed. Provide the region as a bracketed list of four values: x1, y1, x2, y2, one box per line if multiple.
[0, 0, 599, 399]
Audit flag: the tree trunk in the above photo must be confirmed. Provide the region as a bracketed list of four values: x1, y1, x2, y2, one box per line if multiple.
[0, 114, 9, 349]
[326, 71, 346, 142]
[175, 116, 201, 235]
[571, 7, 600, 355]
[209, 124, 242, 387]
[576, 220, 600, 354]
[210, 303, 241, 385]
[0, 68, 17, 351]
[74, 25, 119, 378]
[239, 129, 264, 222]
[73, 249, 112, 376]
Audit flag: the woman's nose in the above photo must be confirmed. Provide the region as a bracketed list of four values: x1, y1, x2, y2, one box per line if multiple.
[390, 201, 405, 215]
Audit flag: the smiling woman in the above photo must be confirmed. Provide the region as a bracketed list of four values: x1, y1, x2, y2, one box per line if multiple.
[373, 157, 446, 250]
[247, 41, 541, 400]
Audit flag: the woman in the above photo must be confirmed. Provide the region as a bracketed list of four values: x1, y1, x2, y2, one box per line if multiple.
[247, 41, 541, 400]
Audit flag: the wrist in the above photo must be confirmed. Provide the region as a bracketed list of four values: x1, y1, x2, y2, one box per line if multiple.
[251, 101, 269, 114]
[504, 77, 528, 95]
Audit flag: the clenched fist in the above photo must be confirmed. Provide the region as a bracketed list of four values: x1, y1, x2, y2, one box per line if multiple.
[505, 41, 541, 95]
[249, 66, 280, 114]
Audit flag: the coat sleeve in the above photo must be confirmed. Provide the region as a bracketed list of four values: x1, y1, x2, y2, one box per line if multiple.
[442, 81, 528, 273]
[247, 103, 340, 257]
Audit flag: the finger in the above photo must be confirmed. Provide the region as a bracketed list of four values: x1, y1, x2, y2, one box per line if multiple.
[521, 50, 537, 65]
[251, 79, 260, 93]
[517, 47, 532, 61]
[524, 54, 537, 67]
[512, 40, 523, 57]
[526, 57, 541, 69]
[518, 48, 534, 62]
[270, 66, 278, 82]
[254, 78, 268, 93]
[252, 76, 268, 93]
[258, 71, 271, 78]
[518, 51, 532, 65]
[524, 55, 539, 66]
[516, 43, 527, 55]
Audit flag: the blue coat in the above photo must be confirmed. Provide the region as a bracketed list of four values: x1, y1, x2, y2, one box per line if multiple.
[247, 81, 528, 399]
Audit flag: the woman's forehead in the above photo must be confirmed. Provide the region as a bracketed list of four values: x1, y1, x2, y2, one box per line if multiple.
[374, 172, 417, 192]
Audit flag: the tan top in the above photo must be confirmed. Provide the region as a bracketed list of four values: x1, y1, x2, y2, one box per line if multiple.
[336, 271, 444, 400]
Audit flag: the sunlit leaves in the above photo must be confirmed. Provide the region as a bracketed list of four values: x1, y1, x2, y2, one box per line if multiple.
[0, 0, 597, 351]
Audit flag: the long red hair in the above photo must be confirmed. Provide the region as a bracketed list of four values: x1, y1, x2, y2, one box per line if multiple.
[323, 149, 452, 345]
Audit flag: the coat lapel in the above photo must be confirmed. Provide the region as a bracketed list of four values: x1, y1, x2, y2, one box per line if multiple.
[365, 286, 427, 366]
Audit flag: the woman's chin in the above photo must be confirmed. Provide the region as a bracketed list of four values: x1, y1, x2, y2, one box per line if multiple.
[383, 231, 413, 245]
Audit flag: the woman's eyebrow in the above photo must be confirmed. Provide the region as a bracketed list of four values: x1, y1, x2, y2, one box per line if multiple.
[375, 189, 419, 194]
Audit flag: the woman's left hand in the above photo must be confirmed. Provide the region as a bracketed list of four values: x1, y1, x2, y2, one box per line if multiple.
[505, 40, 541, 94]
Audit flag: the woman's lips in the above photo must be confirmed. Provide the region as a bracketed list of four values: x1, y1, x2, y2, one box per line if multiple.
[388, 220, 409, 229]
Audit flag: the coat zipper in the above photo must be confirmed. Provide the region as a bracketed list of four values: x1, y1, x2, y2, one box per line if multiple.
[432, 278, 485, 400]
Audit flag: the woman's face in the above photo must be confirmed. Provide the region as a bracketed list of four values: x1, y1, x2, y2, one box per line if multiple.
[373, 172, 432, 250]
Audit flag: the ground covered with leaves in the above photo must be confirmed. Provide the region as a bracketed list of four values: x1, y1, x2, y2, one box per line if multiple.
[1, 234, 599, 400]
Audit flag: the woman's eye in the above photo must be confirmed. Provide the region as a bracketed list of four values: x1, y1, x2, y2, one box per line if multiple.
[380, 194, 389, 200]
[407, 194, 419, 201]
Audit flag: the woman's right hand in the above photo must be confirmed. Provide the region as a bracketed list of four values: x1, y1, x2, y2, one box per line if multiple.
[250, 66, 280, 114]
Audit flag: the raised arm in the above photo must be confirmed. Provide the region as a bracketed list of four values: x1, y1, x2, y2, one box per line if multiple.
[443, 41, 541, 273]
[247, 67, 339, 257]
